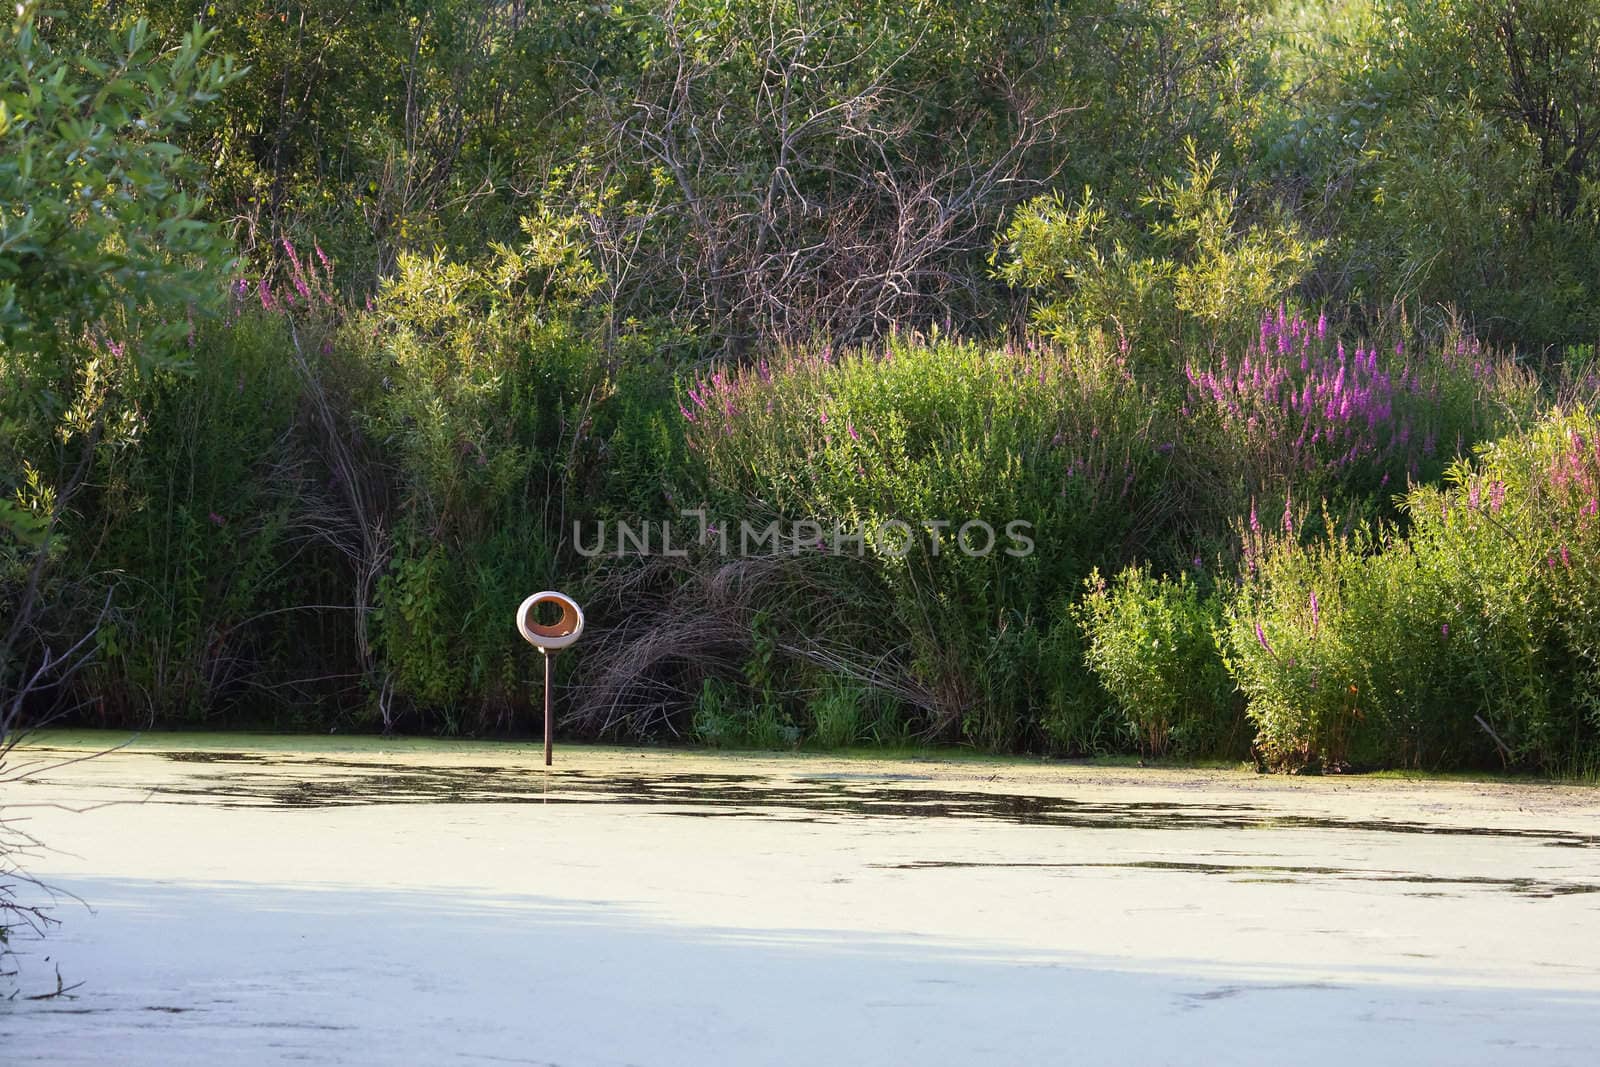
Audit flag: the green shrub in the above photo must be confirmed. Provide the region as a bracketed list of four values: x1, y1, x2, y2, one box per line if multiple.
[359, 221, 610, 728]
[1, 4, 240, 733]
[83, 311, 330, 724]
[689, 678, 803, 750]
[1222, 527, 1507, 771]
[682, 332, 1177, 748]
[1415, 410, 1600, 767]
[1036, 604, 1124, 756]
[1225, 411, 1600, 772]
[996, 142, 1321, 365]
[690, 678, 739, 747]
[1286, 0, 1600, 348]
[1076, 566, 1244, 758]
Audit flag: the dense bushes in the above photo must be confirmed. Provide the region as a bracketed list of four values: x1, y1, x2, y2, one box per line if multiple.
[1224, 410, 1600, 772]
[1182, 308, 1533, 535]
[1077, 567, 1244, 759]
[7, 3, 1600, 775]
[1300, 0, 1600, 348]
[2, 6, 239, 740]
[679, 334, 1171, 745]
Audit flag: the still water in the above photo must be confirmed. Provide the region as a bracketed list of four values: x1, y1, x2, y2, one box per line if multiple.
[4, 734, 1599, 1065]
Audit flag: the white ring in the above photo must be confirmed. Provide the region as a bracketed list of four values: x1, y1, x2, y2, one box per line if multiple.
[516, 591, 585, 650]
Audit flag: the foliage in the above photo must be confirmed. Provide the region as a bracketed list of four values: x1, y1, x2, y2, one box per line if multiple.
[2, 3, 238, 740]
[1223, 410, 1600, 772]
[681, 333, 1173, 747]
[996, 143, 1320, 362]
[1281, 0, 1600, 347]
[359, 218, 610, 728]
[1077, 566, 1244, 758]
[0, 5, 238, 380]
[1181, 307, 1532, 535]
[11, 0, 1600, 776]
[82, 311, 328, 725]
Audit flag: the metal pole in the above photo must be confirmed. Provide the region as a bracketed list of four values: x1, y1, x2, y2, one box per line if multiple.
[542, 650, 553, 767]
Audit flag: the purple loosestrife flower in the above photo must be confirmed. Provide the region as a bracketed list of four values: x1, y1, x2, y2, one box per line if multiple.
[1441, 623, 1449, 639]
[282, 239, 311, 298]
[848, 421, 860, 442]
[1255, 621, 1273, 655]
[819, 409, 829, 425]
[1309, 590, 1321, 631]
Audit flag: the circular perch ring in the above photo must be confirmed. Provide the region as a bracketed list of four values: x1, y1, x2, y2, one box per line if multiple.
[516, 591, 585, 651]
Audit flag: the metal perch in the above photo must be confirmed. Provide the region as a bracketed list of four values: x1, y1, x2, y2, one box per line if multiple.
[516, 591, 585, 766]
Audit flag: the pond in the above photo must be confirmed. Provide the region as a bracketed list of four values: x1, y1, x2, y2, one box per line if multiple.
[3, 734, 1599, 1065]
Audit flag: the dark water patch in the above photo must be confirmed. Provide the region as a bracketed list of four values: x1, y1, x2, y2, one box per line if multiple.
[874, 859, 1600, 897]
[121, 753, 1600, 850]
[1183, 982, 1337, 1003]
[160, 752, 268, 764]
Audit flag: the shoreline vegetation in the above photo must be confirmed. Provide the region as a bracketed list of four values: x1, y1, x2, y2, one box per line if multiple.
[4, 1, 1600, 780]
